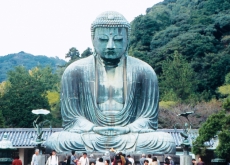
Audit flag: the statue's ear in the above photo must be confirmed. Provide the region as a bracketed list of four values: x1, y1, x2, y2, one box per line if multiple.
[91, 34, 95, 47]
[91, 35, 94, 42]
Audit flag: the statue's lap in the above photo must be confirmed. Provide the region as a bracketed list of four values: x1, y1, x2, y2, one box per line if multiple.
[46, 131, 176, 153]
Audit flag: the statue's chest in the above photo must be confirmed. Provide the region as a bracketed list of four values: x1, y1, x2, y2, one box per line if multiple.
[97, 66, 124, 104]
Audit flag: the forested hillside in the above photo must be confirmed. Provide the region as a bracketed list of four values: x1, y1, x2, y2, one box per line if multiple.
[0, 51, 66, 82]
[130, 0, 230, 101]
[1, 0, 230, 129]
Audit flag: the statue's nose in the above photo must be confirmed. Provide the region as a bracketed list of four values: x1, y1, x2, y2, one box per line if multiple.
[106, 38, 116, 50]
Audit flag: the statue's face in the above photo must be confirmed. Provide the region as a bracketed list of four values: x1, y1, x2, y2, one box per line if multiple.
[92, 27, 128, 62]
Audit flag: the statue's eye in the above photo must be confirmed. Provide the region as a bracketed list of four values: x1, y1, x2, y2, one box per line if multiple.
[114, 36, 123, 41]
[99, 35, 109, 41]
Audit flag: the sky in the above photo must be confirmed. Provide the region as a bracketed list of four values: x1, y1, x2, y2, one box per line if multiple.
[0, 0, 162, 60]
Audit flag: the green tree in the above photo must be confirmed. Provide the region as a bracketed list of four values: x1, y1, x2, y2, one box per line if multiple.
[225, 72, 230, 84]
[0, 81, 11, 97]
[192, 71, 230, 159]
[29, 67, 62, 127]
[192, 110, 230, 159]
[0, 66, 52, 127]
[81, 47, 92, 58]
[29, 66, 59, 91]
[159, 51, 197, 102]
[65, 47, 80, 62]
[0, 110, 5, 128]
[46, 91, 61, 127]
[218, 72, 230, 111]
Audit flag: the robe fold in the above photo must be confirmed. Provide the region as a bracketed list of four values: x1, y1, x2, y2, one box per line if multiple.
[61, 55, 159, 131]
[45, 55, 176, 153]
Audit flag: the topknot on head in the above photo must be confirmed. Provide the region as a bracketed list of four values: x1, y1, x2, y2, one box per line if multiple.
[91, 11, 131, 37]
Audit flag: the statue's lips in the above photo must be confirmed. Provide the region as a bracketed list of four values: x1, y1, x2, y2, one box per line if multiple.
[104, 51, 117, 56]
[101, 56, 121, 67]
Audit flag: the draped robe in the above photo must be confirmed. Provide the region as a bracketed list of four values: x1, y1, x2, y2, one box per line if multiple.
[62, 55, 158, 131]
[45, 55, 176, 153]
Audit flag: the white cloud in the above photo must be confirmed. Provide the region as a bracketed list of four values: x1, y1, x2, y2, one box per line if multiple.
[0, 0, 162, 59]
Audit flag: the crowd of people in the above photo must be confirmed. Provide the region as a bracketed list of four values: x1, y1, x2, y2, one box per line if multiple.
[27, 148, 205, 165]
[55, 151, 174, 165]
[139, 154, 175, 165]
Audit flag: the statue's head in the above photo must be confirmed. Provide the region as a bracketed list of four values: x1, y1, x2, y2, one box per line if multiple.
[91, 11, 131, 66]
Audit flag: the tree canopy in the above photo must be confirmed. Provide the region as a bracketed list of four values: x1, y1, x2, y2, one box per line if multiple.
[160, 51, 197, 102]
[129, 0, 230, 101]
[192, 71, 230, 159]
[0, 66, 60, 127]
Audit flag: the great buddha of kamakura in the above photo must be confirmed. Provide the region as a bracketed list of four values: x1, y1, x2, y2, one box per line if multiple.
[46, 11, 176, 153]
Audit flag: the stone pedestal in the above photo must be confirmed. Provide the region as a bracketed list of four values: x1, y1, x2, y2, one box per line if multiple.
[180, 155, 192, 165]
[37, 155, 45, 165]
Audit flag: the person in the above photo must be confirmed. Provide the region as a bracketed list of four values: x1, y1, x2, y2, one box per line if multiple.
[164, 158, 170, 165]
[105, 160, 110, 165]
[146, 155, 152, 165]
[139, 154, 146, 165]
[115, 160, 122, 165]
[122, 154, 130, 165]
[113, 154, 123, 165]
[46, 150, 58, 165]
[97, 158, 105, 165]
[96, 158, 100, 165]
[150, 157, 158, 165]
[79, 153, 89, 165]
[71, 151, 77, 165]
[89, 154, 96, 165]
[78, 156, 82, 165]
[46, 152, 52, 165]
[12, 155, 22, 165]
[197, 157, 205, 165]
[102, 152, 111, 165]
[168, 157, 174, 165]
[110, 148, 116, 161]
[61, 157, 68, 165]
[119, 152, 126, 165]
[154, 156, 160, 165]
[192, 159, 197, 165]
[144, 160, 149, 165]
[31, 149, 39, 165]
[127, 155, 134, 165]
[111, 158, 114, 165]
[46, 153, 52, 165]
[66, 156, 71, 165]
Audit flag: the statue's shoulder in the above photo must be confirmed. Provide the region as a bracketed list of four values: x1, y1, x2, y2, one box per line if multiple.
[64, 55, 94, 74]
[127, 56, 157, 80]
[127, 56, 156, 73]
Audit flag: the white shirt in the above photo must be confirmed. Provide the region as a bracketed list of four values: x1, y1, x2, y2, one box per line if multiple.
[97, 162, 105, 165]
[79, 157, 89, 165]
[31, 154, 39, 165]
[46, 155, 59, 165]
[128, 158, 134, 165]
[146, 158, 152, 164]
[50, 155, 58, 165]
